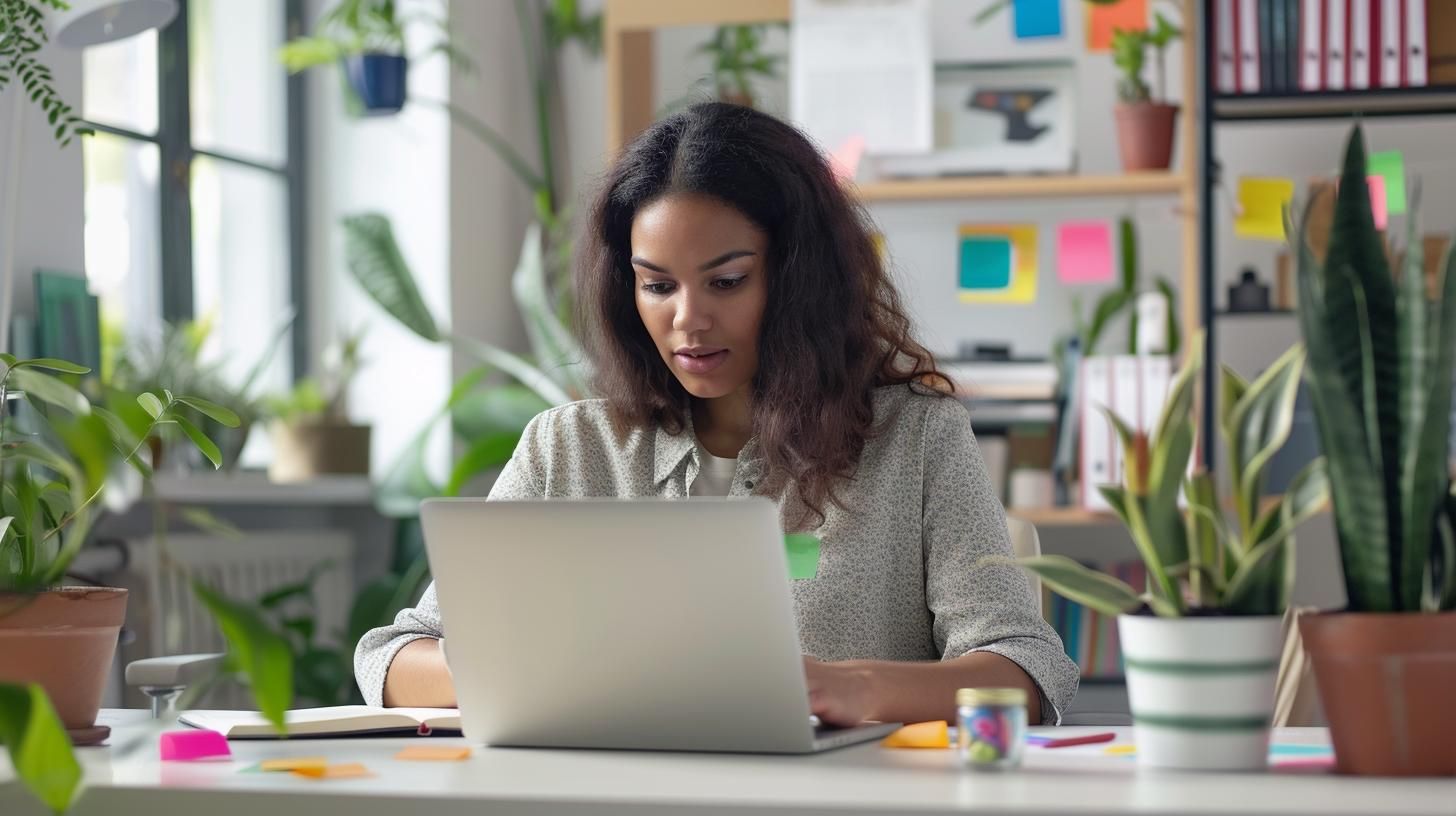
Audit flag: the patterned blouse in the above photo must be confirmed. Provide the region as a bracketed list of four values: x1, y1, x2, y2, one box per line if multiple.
[354, 384, 1079, 722]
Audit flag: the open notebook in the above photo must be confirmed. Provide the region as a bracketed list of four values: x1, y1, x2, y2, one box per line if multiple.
[180, 706, 462, 738]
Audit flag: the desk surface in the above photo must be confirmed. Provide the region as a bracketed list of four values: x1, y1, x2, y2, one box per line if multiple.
[1, 711, 1452, 816]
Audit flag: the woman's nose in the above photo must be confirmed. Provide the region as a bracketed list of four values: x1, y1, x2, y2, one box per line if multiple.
[672, 290, 712, 333]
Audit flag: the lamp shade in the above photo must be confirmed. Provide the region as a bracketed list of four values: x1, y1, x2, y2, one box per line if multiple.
[52, 0, 178, 48]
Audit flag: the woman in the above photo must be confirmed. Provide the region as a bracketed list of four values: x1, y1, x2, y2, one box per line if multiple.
[355, 102, 1078, 726]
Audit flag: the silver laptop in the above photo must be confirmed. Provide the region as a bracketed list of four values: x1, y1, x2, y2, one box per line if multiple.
[420, 497, 899, 753]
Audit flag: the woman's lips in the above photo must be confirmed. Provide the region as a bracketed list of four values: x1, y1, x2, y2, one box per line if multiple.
[674, 349, 729, 374]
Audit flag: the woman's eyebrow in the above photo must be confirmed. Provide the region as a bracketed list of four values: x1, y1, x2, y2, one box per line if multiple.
[630, 250, 757, 275]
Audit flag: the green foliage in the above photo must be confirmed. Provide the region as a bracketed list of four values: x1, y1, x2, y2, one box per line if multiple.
[1016, 333, 1330, 618]
[279, 0, 408, 70]
[1079, 217, 1180, 357]
[1111, 11, 1181, 104]
[0, 682, 79, 814]
[0, 0, 88, 145]
[697, 23, 786, 108]
[1293, 125, 1456, 613]
[194, 581, 293, 731]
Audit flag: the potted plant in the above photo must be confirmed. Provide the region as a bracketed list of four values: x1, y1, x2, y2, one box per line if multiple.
[1014, 333, 1328, 770]
[264, 329, 371, 483]
[1110, 11, 1181, 171]
[696, 24, 786, 109]
[1291, 125, 1456, 776]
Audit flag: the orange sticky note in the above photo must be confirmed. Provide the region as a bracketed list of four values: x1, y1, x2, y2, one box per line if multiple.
[260, 756, 328, 772]
[881, 720, 950, 748]
[395, 745, 472, 761]
[1087, 0, 1147, 51]
[292, 762, 374, 780]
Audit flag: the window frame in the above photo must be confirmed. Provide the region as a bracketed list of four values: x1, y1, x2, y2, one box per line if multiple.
[80, 0, 309, 380]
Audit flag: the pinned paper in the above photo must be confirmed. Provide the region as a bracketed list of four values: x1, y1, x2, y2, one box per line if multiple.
[1366, 174, 1388, 230]
[1013, 0, 1062, 39]
[1056, 221, 1114, 284]
[396, 745, 473, 761]
[828, 135, 866, 182]
[882, 720, 950, 749]
[1087, 0, 1147, 51]
[260, 757, 328, 773]
[293, 762, 374, 780]
[159, 729, 231, 761]
[1368, 150, 1408, 214]
[1234, 177, 1296, 241]
[785, 534, 820, 580]
[958, 225, 1039, 304]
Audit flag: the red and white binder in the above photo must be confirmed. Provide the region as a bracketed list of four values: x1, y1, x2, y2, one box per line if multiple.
[1350, 0, 1373, 89]
[1237, 0, 1261, 92]
[1407, 0, 1429, 87]
[1380, 0, 1403, 88]
[1301, 0, 1325, 90]
[1326, 0, 1348, 90]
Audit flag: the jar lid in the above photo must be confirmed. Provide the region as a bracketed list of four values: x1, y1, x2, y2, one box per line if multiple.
[956, 687, 1027, 707]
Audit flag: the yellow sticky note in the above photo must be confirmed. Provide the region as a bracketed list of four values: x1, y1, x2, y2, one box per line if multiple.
[260, 756, 328, 772]
[1235, 178, 1296, 241]
[881, 720, 950, 749]
[1104, 744, 1137, 756]
[395, 745, 473, 761]
[292, 762, 374, 780]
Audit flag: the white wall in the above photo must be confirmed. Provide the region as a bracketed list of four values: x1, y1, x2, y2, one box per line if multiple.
[305, 0, 452, 483]
[0, 40, 84, 346]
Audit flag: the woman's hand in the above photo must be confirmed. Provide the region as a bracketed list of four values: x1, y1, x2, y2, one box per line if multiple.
[802, 656, 877, 727]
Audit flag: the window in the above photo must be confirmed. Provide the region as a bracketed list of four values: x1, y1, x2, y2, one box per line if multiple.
[81, 0, 305, 459]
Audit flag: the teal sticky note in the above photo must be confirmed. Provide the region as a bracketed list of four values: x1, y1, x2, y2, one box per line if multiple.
[959, 236, 1012, 291]
[1368, 151, 1408, 215]
[1013, 0, 1063, 39]
[1269, 743, 1334, 758]
[785, 534, 820, 580]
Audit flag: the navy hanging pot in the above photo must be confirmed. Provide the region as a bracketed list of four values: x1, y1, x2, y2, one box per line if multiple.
[344, 53, 407, 115]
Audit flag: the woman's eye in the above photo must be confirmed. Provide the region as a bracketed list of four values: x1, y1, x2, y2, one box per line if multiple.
[712, 276, 746, 290]
[641, 282, 675, 295]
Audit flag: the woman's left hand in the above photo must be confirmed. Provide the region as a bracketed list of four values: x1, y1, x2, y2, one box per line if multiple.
[802, 656, 877, 727]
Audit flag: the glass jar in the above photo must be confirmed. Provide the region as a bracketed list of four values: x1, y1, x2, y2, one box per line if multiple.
[955, 687, 1028, 770]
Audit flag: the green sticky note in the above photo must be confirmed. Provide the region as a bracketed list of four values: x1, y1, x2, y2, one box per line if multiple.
[785, 534, 820, 580]
[1369, 151, 1408, 215]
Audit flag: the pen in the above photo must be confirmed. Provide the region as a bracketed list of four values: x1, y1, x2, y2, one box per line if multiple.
[1027, 732, 1117, 748]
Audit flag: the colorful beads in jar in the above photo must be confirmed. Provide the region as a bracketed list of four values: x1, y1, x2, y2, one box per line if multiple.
[955, 687, 1027, 770]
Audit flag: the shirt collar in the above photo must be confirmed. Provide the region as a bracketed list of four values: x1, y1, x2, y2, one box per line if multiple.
[652, 408, 764, 486]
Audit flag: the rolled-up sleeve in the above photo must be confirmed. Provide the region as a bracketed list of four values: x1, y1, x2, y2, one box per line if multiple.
[921, 397, 1080, 724]
[353, 411, 550, 706]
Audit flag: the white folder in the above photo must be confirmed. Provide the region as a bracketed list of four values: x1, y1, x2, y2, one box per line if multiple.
[1381, 0, 1404, 87]
[1326, 0, 1348, 90]
[1407, 0, 1428, 87]
[1216, 0, 1239, 93]
[1111, 356, 1141, 489]
[1080, 358, 1114, 512]
[1238, 0, 1261, 92]
[1350, 0, 1372, 89]
[1301, 0, 1324, 90]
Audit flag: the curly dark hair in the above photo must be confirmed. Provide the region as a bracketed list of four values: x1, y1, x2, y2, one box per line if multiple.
[576, 102, 952, 525]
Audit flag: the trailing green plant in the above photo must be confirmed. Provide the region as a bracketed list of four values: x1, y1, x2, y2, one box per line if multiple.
[0, 355, 295, 814]
[1111, 10, 1180, 104]
[1074, 216, 1180, 357]
[1013, 333, 1330, 617]
[0, 0, 86, 145]
[263, 327, 364, 424]
[696, 23, 786, 109]
[1293, 125, 1456, 614]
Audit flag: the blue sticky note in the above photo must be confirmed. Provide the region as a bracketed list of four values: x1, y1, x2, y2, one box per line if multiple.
[1269, 743, 1334, 758]
[960, 236, 1013, 291]
[1013, 0, 1063, 39]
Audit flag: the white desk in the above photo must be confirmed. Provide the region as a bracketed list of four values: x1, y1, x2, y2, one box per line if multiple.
[1, 710, 1452, 816]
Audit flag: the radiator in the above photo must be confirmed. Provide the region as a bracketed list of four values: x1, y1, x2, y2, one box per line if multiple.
[125, 530, 355, 710]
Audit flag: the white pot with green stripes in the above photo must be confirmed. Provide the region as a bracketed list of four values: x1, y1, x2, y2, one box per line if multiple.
[1119, 614, 1283, 771]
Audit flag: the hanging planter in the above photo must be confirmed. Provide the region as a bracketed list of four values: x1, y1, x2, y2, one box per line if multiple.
[344, 53, 408, 115]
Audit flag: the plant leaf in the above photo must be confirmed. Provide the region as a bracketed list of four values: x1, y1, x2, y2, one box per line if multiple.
[451, 333, 572, 407]
[0, 682, 82, 814]
[175, 396, 242, 428]
[192, 581, 293, 732]
[1100, 485, 1182, 613]
[451, 384, 549, 441]
[511, 223, 591, 399]
[174, 414, 223, 470]
[1230, 344, 1306, 534]
[11, 369, 90, 415]
[137, 392, 165, 419]
[9, 358, 90, 375]
[343, 213, 443, 343]
[1005, 555, 1145, 617]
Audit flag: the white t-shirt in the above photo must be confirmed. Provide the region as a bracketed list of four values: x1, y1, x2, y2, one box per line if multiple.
[689, 446, 739, 497]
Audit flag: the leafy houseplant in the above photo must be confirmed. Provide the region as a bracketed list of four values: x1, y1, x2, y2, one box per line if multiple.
[1016, 333, 1329, 770]
[0, 355, 296, 814]
[1076, 217, 1180, 358]
[696, 24, 786, 110]
[264, 329, 371, 483]
[0, 0, 85, 144]
[1292, 125, 1456, 776]
[1110, 11, 1180, 171]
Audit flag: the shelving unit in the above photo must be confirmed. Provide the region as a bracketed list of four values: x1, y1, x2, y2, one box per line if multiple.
[1213, 87, 1456, 121]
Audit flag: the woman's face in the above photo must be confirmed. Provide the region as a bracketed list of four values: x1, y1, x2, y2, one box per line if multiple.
[631, 193, 769, 400]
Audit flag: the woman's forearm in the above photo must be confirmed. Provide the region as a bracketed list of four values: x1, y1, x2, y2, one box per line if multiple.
[381, 637, 457, 708]
[853, 652, 1045, 725]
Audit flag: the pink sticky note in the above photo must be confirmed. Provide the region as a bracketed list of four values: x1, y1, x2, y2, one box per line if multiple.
[1366, 174, 1388, 230]
[828, 135, 866, 182]
[160, 729, 232, 761]
[1057, 221, 1114, 284]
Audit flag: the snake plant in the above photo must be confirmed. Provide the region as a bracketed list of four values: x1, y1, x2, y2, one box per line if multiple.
[1293, 125, 1456, 614]
[1015, 332, 1329, 617]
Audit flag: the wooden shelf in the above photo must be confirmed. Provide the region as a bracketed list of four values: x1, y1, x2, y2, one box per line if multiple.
[607, 0, 789, 30]
[1007, 507, 1121, 528]
[1214, 88, 1456, 121]
[854, 172, 1187, 203]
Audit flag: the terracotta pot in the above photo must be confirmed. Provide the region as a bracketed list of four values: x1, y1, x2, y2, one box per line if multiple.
[1113, 102, 1179, 171]
[1299, 611, 1456, 776]
[268, 420, 371, 483]
[0, 587, 128, 730]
